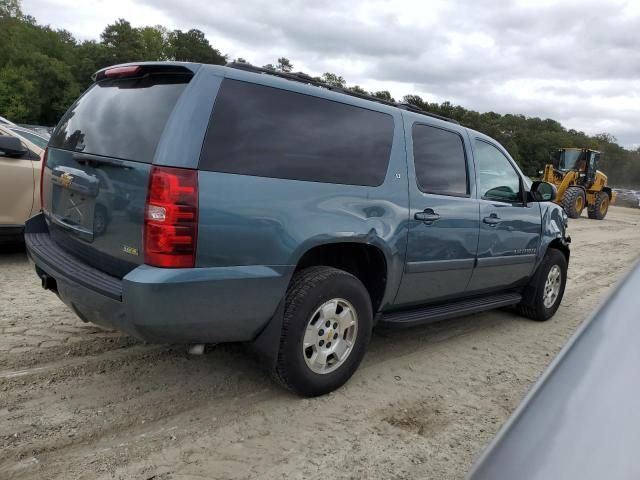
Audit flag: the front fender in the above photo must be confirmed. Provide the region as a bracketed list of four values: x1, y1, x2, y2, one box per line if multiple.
[536, 202, 570, 270]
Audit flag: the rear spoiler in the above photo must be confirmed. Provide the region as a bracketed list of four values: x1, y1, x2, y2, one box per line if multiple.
[92, 62, 199, 82]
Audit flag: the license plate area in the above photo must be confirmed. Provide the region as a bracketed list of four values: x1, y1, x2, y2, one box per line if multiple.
[54, 187, 95, 229]
[49, 167, 99, 241]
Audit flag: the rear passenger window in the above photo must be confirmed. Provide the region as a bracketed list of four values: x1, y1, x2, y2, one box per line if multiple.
[200, 79, 394, 186]
[412, 124, 468, 196]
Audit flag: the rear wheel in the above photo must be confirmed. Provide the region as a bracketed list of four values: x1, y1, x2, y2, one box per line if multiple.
[562, 186, 585, 218]
[517, 249, 568, 321]
[274, 266, 372, 397]
[587, 191, 609, 220]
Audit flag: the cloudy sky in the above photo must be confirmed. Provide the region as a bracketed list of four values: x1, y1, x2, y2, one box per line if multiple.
[23, 0, 640, 148]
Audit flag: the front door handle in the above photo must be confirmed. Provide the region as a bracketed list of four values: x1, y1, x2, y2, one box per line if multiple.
[483, 213, 501, 225]
[415, 209, 440, 223]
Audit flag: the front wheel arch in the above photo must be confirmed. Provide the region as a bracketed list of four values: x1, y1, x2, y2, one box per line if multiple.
[547, 239, 570, 264]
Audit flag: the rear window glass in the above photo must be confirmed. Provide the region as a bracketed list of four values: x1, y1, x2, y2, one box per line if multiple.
[412, 124, 468, 196]
[50, 73, 190, 163]
[200, 79, 394, 186]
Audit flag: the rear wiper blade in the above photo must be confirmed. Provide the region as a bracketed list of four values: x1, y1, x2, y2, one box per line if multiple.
[72, 152, 130, 169]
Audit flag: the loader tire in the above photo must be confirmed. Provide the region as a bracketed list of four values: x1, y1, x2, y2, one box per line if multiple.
[562, 187, 585, 219]
[587, 191, 609, 220]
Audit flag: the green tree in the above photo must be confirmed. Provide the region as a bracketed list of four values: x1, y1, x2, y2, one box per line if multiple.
[372, 90, 395, 102]
[276, 57, 293, 73]
[139, 25, 170, 60]
[403, 94, 426, 109]
[169, 29, 226, 64]
[0, 65, 36, 119]
[0, 0, 21, 18]
[74, 40, 110, 85]
[100, 19, 144, 64]
[321, 72, 345, 88]
[348, 85, 368, 95]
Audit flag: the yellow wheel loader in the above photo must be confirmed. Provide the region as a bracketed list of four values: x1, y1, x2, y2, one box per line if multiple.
[542, 148, 616, 220]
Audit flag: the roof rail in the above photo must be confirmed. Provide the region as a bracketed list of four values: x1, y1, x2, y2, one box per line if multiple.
[225, 62, 460, 125]
[396, 103, 460, 124]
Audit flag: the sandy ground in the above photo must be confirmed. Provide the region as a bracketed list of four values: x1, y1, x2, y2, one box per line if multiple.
[1, 206, 639, 480]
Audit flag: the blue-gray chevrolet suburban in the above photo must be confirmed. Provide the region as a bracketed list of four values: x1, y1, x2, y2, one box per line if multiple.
[25, 61, 570, 397]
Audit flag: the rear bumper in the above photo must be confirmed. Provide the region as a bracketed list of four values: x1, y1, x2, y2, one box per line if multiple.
[25, 213, 294, 343]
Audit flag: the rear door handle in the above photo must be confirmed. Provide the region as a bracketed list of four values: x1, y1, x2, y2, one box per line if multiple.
[415, 209, 440, 223]
[483, 213, 501, 225]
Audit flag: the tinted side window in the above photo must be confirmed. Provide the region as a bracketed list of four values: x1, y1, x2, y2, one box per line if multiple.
[412, 124, 468, 196]
[200, 79, 394, 186]
[475, 140, 521, 202]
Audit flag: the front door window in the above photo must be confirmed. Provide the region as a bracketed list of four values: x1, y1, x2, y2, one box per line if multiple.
[475, 140, 521, 203]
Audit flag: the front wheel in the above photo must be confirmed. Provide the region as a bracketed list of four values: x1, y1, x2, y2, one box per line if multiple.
[517, 249, 568, 321]
[273, 266, 373, 397]
[562, 186, 585, 219]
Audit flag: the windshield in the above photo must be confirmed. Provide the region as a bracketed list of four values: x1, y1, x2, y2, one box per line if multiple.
[9, 128, 48, 149]
[558, 150, 582, 171]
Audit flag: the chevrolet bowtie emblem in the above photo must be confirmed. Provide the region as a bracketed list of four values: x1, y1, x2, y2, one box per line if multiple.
[59, 172, 74, 188]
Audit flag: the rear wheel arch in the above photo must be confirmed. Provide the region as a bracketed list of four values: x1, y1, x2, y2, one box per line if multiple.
[292, 242, 389, 313]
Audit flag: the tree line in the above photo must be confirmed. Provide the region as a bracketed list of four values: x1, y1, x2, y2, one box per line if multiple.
[1, 0, 638, 186]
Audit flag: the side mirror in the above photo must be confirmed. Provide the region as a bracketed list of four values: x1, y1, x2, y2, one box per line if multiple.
[529, 181, 557, 202]
[0, 135, 28, 158]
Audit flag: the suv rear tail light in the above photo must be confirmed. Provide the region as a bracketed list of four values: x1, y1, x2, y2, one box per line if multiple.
[144, 166, 198, 268]
[40, 147, 48, 210]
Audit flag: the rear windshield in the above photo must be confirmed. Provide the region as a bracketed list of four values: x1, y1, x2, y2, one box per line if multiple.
[50, 73, 191, 163]
[200, 79, 394, 186]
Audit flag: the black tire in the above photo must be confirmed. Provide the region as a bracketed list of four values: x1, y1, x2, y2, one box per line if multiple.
[587, 191, 609, 220]
[517, 249, 568, 321]
[273, 266, 372, 397]
[562, 186, 585, 219]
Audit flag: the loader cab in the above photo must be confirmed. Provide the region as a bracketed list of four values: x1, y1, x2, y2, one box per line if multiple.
[554, 148, 600, 187]
[586, 150, 600, 185]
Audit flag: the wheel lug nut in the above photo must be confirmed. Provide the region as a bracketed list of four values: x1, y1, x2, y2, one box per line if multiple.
[319, 329, 324, 336]
[333, 333, 338, 340]
[333, 322, 338, 329]
[319, 340, 324, 346]
[326, 342, 332, 348]
[325, 321, 331, 328]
